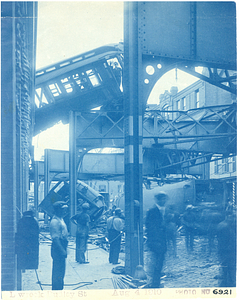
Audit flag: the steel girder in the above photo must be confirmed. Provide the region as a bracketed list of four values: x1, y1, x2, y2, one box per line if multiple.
[72, 103, 236, 176]
[34, 49, 237, 135]
[139, 1, 236, 106]
[34, 45, 237, 136]
[141, 56, 236, 110]
[74, 104, 236, 155]
[143, 104, 237, 154]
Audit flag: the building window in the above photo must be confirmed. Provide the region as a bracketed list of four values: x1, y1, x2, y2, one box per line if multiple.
[214, 160, 218, 174]
[221, 158, 229, 173]
[225, 158, 229, 173]
[118, 185, 123, 193]
[183, 97, 187, 110]
[195, 89, 200, 108]
[162, 104, 169, 119]
[232, 156, 236, 172]
[99, 185, 106, 192]
[177, 99, 181, 110]
[221, 159, 226, 173]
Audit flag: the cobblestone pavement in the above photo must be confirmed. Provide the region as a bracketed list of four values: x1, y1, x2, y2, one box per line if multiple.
[157, 235, 221, 288]
[120, 234, 221, 288]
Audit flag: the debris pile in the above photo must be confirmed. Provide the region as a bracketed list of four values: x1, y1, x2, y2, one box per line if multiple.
[88, 234, 109, 252]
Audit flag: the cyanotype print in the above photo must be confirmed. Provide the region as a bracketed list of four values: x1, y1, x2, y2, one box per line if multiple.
[1, 1, 237, 298]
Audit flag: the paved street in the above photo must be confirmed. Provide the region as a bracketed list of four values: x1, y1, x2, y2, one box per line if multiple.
[22, 233, 121, 290]
[22, 230, 222, 291]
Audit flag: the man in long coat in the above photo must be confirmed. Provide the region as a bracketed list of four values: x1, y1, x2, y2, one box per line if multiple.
[145, 191, 168, 288]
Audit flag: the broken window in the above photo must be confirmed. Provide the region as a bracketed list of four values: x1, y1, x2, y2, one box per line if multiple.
[72, 72, 89, 90]
[61, 77, 73, 93]
[49, 83, 62, 97]
[107, 57, 122, 90]
[86, 69, 100, 87]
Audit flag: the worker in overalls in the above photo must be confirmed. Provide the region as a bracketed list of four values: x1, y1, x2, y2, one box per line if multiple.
[70, 202, 90, 264]
[50, 201, 69, 290]
[107, 208, 124, 264]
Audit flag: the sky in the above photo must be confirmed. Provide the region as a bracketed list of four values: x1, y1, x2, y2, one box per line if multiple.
[36, 1, 124, 69]
[33, 1, 198, 160]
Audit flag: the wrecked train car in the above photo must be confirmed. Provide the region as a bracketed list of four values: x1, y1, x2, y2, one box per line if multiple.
[39, 180, 105, 227]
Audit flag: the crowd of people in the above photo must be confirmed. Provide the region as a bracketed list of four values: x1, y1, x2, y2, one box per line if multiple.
[145, 192, 236, 288]
[17, 192, 236, 291]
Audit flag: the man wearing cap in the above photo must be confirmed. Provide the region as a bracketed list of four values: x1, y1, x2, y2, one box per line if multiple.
[145, 191, 168, 288]
[70, 203, 90, 264]
[107, 208, 124, 264]
[50, 201, 69, 290]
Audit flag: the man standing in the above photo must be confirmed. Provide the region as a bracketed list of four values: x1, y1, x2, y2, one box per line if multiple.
[145, 191, 168, 288]
[165, 205, 180, 258]
[107, 208, 124, 264]
[217, 211, 236, 287]
[70, 203, 90, 264]
[15, 210, 39, 270]
[50, 201, 69, 290]
[182, 205, 196, 252]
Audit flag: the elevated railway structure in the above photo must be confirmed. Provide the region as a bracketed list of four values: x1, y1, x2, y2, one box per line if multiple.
[1, 1, 237, 289]
[34, 46, 236, 176]
[33, 3, 237, 277]
[34, 41, 237, 277]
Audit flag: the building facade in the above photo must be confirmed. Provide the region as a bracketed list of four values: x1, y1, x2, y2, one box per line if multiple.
[156, 79, 235, 113]
[153, 79, 237, 205]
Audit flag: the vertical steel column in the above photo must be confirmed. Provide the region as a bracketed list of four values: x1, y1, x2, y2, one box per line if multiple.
[44, 149, 50, 224]
[69, 111, 77, 236]
[16, 108, 22, 219]
[190, 2, 197, 59]
[23, 161, 28, 212]
[124, 2, 144, 276]
[34, 161, 39, 219]
[44, 149, 50, 197]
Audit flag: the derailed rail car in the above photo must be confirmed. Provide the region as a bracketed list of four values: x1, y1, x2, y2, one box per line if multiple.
[115, 178, 233, 216]
[39, 180, 105, 228]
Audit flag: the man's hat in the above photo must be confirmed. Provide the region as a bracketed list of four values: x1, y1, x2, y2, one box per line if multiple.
[154, 191, 168, 200]
[186, 204, 193, 210]
[115, 208, 122, 215]
[82, 203, 90, 209]
[134, 200, 140, 207]
[53, 201, 68, 210]
[23, 210, 34, 217]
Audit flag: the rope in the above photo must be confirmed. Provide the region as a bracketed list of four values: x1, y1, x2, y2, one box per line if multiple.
[72, 282, 93, 290]
[37, 281, 93, 288]
[108, 233, 122, 244]
[34, 269, 43, 290]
